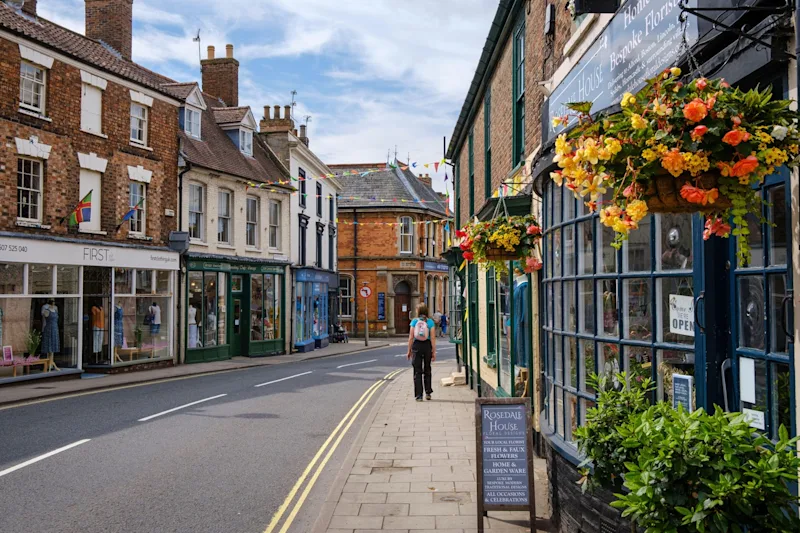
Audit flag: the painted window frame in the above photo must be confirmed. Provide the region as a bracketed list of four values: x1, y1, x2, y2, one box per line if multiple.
[130, 103, 149, 146]
[185, 107, 202, 139]
[188, 183, 205, 241]
[217, 189, 232, 244]
[246, 195, 260, 249]
[339, 275, 353, 317]
[400, 216, 414, 254]
[316, 182, 323, 217]
[468, 129, 475, 216]
[239, 128, 253, 156]
[299, 168, 307, 208]
[268, 199, 281, 250]
[469, 263, 479, 349]
[484, 89, 492, 199]
[19, 61, 46, 114]
[129, 181, 147, 235]
[17, 157, 43, 223]
[81, 83, 103, 135]
[512, 18, 526, 167]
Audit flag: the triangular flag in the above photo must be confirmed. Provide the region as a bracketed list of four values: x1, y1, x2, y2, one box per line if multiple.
[434, 162, 439, 172]
[459, 260, 467, 271]
[423, 164, 429, 168]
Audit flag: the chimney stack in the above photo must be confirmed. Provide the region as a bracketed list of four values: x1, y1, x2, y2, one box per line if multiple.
[417, 173, 433, 189]
[21, 0, 37, 16]
[299, 124, 309, 147]
[85, 0, 134, 61]
[260, 104, 295, 133]
[201, 43, 239, 107]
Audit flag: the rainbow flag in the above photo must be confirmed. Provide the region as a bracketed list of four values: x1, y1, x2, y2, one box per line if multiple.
[63, 190, 92, 225]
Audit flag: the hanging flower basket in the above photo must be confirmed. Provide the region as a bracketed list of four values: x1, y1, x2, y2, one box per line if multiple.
[457, 214, 543, 273]
[550, 68, 800, 265]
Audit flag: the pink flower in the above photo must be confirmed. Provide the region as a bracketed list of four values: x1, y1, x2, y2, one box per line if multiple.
[696, 78, 708, 90]
[691, 125, 708, 141]
[524, 257, 543, 273]
[526, 225, 541, 235]
[462, 251, 474, 262]
[703, 217, 731, 240]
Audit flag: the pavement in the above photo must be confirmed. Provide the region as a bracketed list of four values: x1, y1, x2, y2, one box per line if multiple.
[0, 339, 392, 406]
[0, 342, 436, 533]
[310, 363, 554, 533]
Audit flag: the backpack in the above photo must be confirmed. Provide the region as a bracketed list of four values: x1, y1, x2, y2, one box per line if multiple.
[413, 317, 430, 341]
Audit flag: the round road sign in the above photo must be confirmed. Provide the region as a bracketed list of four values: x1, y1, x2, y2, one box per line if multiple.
[359, 286, 373, 298]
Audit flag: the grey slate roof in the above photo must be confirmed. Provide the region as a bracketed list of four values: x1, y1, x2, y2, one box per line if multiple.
[335, 166, 448, 216]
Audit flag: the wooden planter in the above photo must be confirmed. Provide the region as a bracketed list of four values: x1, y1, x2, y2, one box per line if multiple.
[644, 172, 732, 214]
[484, 245, 519, 262]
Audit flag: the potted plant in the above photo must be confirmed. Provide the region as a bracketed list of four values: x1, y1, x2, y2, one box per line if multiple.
[25, 330, 42, 358]
[550, 67, 800, 264]
[456, 214, 543, 272]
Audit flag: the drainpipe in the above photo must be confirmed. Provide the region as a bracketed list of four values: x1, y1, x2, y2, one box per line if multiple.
[177, 158, 192, 364]
[353, 209, 359, 337]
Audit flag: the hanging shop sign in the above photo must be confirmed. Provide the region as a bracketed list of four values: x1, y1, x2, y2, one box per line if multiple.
[378, 293, 386, 320]
[546, 0, 698, 143]
[1, 236, 179, 270]
[475, 398, 535, 533]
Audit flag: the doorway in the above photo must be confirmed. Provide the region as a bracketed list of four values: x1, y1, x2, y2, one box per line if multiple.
[230, 274, 247, 357]
[395, 281, 411, 334]
[82, 266, 111, 365]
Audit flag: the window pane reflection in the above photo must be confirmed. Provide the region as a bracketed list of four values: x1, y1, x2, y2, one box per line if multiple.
[626, 345, 653, 386]
[768, 274, 788, 354]
[772, 363, 791, 436]
[578, 219, 593, 274]
[578, 280, 593, 334]
[579, 340, 595, 394]
[740, 214, 764, 268]
[600, 224, 617, 273]
[657, 213, 693, 270]
[768, 186, 786, 266]
[564, 225, 575, 276]
[657, 350, 695, 406]
[659, 277, 694, 344]
[624, 279, 651, 341]
[564, 280, 575, 332]
[738, 277, 765, 350]
[598, 280, 618, 337]
[624, 216, 651, 272]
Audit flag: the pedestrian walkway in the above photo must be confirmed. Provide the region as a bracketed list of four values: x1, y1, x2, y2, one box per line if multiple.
[312, 362, 552, 533]
[0, 340, 392, 406]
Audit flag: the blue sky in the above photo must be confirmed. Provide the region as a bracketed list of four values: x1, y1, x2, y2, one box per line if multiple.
[40, 0, 498, 197]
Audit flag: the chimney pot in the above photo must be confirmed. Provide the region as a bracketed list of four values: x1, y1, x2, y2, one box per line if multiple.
[207, 45, 215, 59]
[85, 0, 134, 61]
[299, 124, 307, 137]
[284, 105, 292, 122]
[264, 106, 271, 120]
[274, 105, 281, 119]
[21, 0, 37, 16]
[225, 44, 234, 58]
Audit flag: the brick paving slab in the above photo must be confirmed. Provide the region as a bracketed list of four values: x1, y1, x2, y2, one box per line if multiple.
[312, 362, 553, 532]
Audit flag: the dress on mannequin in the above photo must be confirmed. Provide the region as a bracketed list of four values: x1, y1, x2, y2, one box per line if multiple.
[513, 273, 529, 370]
[188, 304, 199, 348]
[41, 303, 60, 354]
[114, 305, 123, 347]
[91, 305, 105, 354]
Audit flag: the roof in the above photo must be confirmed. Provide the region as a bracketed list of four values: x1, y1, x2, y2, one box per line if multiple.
[335, 166, 448, 216]
[181, 93, 291, 187]
[446, 0, 516, 159]
[212, 107, 250, 125]
[161, 82, 197, 100]
[0, 3, 178, 98]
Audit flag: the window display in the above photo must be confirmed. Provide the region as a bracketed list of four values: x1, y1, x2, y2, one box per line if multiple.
[113, 268, 172, 362]
[188, 271, 227, 349]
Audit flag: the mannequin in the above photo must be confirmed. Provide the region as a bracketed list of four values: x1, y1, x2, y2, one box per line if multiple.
[512, 268, 529, 371]
[148, 302, 161, 340]
[114, 303, 123, 348]
[91, 303, 105, 361]
[206, 309, 217, 346]
[41, 298, 60, 371]
[188, 303, 199, 348]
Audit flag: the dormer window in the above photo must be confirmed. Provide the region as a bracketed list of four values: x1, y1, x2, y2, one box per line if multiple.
[240, 129, 253, 156]
[185, 107, 201, 139]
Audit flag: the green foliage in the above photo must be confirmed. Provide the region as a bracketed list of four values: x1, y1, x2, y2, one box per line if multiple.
[612, 404, 800, 533]
[574, 373, 654, 493]
[26, 329, 42, 355]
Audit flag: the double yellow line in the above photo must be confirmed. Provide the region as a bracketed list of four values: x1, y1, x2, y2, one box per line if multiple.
[263, 368, 404, 533]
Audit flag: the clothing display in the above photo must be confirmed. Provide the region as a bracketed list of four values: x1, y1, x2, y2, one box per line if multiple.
[0, 307, 4, 347]
[114, 305, 123, 347]
[188, 324, 199, 348]
[513, 274, 529, 369]
[91, 306, 105, 353]
[149, 304, 161, 335]
[41, 304, 60, 354]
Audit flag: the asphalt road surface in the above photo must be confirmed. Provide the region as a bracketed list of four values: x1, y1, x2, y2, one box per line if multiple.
[0, 341, 458, 533]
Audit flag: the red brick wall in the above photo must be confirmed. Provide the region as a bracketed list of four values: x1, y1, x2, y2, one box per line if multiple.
[85, 0, 134, 61]
[0, 37, 179, 247]
[201, 59, 239, 108]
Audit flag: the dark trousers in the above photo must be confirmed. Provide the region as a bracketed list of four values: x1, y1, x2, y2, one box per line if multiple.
[412, 340, 433, 398]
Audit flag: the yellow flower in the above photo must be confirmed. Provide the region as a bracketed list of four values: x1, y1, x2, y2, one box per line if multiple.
[597, 148, 611, 161]
[579, 174, 608, 202]
[683, 152, 710, 176]
[764, 147, 788, 166]
[604, 137, 622, 155]
[580, 138, 600, 164]
[552, 117, 562, 128]
[789, 144, 799, 155]
[652, 99, 668, 116]
[620, 92, 635, 107]
[599, 205, 622, 227]
[555, 134, 570, 156]
[550, 171, 564, 186]
[655, 144, 669, 155]
[642, 149, 658, 162]
[631, 113, 647, 130]
[612, 218, 630, 234]
[626, 199, 648, 222]
[756, 131, 773, 145]
[670, 67, 681, 77]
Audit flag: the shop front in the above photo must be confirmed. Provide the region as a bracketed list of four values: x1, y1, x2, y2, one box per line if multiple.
[0, 235, 179, 382]
[294, 268, 338, 352]
[185, 257, 288, 363]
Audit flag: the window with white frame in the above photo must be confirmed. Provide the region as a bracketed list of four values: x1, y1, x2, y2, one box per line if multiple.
[218, 190, 232, 244]
[79, 169, 101, 232]
[19, 62, 46, 114]
[269, 200, 281, 249]
[17, 158, 42, 222]
[188, 184, 205, 241]
[129, 181, 146, 234]
[246, 196, 259, 248]
[185, 107, 201, 139]
[81, 83, 102, 134]
[339, 276, 353, 317]
[240, 129, 253, 156]
[400, 216, 414, 254]
[130, 103, 148, 145]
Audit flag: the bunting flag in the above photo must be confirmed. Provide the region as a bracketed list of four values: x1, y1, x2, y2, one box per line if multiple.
[117, 197, 145, 229]
[61, 190, 92, 226]
[459, 260, 467, 271]
[433, 162, 439, 172]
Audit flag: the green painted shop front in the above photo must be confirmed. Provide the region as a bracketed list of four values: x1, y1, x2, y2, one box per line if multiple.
[185, 259, 288, 363]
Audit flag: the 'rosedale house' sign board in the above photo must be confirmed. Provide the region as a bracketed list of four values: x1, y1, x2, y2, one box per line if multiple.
[475, 398, 536, 532]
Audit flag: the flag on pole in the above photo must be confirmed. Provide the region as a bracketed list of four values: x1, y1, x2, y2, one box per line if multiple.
[62, 190, 92, 226]
[117, 197, 145, 229]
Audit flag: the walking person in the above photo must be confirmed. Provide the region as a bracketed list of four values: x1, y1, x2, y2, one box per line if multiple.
[407, 304, 436, 401]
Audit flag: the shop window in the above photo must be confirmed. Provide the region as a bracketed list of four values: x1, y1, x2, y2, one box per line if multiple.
[486, 269, 497, 358]
[339, 276, 353, 317]
[57, 266, 79, 295]
[448, 274, 462, 342]
[261, 274, 282, 340]
[189, 184, 205, 241]
[498, 270, 512, 393]
[129, 182, 146, 235]
[17, 158, 42, 223]
[250, 275, 263, 341]
[28, 264, 53, 294]
[188, 271, 226, 349]
[246, 196, 259, 248]
[468, 263, 478, 348]
[218, 190, 232, 244]
[20, 62, 46, 114]
[114, 269, 173, 361]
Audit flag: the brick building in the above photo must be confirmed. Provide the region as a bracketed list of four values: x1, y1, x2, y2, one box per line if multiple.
[332, 163, 450, 337]
[0, 0, 183, 381]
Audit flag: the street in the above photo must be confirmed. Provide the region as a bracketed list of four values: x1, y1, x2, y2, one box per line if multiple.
[0, 343, 457, 533]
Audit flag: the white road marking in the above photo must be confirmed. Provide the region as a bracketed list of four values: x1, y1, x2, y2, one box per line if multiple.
[138, 394, 227, 422]
[0, 439, 91, 478]
[254, 371, 314, 388]
[337, 359, 378, 369]
[394, 354, 408, 358]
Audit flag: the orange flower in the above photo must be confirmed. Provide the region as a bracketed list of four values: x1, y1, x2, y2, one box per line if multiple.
[730, 155, 759, 177]
[661, 149, 686, 177]
[722, 129, 749, 146]
[696, 78, 708, 90]
[706, 95, 716, 110]
[691, 125, 708, 141]
[680, 184, 719, 206]
[703, 217, 731, 240]
[683, 98, 708, 122]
